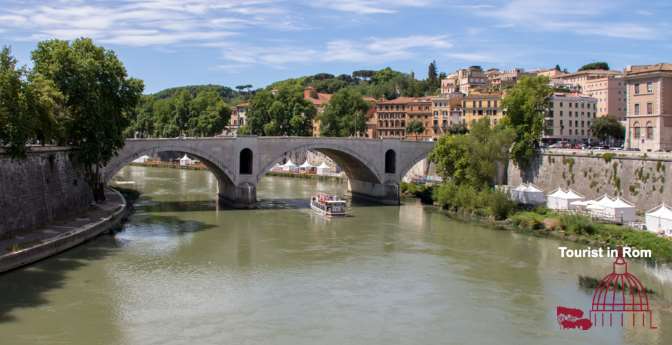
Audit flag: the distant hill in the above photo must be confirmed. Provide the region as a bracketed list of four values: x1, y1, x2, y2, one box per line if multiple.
[150, 84, 242, 102]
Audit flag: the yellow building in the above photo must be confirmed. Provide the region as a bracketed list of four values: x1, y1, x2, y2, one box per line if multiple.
[462, 91, 504, 127]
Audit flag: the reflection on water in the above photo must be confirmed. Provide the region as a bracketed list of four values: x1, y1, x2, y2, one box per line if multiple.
[0, 166, 670, 345]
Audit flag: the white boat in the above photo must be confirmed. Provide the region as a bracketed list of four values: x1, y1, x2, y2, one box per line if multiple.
[310, 193, 347, 217]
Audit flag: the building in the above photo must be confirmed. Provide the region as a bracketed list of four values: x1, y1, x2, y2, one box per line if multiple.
[431, 93, 464, 136]
[363, 96, 378, 138]
[303, 87, 333, 136]
[441, 66, 487, 95]
[535, 68, 567, 79]
[543, 93, 597, 144]
[624, 64, 672, 151]
[374, 97, 434, 140]
[225, 102, 249, 135]
[406, 97, 434, 141]
[462, 91, 504, 127]
[552, 70, 626, 120]
[488, 68, 529, 89]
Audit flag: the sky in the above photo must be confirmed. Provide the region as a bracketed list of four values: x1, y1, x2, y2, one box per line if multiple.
[1, 0, 671, 93]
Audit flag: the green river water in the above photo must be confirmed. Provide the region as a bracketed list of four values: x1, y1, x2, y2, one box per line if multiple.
[1, 165, 671, 345]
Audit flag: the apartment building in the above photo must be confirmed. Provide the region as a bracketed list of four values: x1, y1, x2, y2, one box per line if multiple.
[431, 93, 464, 136]
[462, 91, 504, 127]
[543, 93, 597, 144]
[225, 102, 249, 135]
[303, 87, 333, 136]
[535, 68, 568, 79]
[624, 64, 672, 151]
[488, 68, 529, 89]
[441, 66, 487, 95]
[375, 97, 435, 140]
[552, 70, 625, 119]
[363, 96, 378, 138]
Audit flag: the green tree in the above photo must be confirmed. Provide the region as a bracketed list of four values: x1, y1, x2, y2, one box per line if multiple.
[406, 119, 425, 140]
[246, 85, 316, 136]
[319, 88, 369, 137]
[430, 118, 515, 188]
[427, 60, 439, 91]
[0, 47, 32, 157]
[579, 62, 610, 71]
[591, 116, 625, 144]
[31, 38, 144, 201]
[447, 122, 468, 135]
[502, 75, 552, 169]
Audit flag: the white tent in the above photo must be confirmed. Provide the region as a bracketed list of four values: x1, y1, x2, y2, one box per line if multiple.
[588, 195, 636, 223]
[645, 204, 672, 236]
[316, 162, 331, 176]
[546, 188, 584, 210]
[281, 159, 298, 172]
[299, 160, 314, 170]
[511, 183, 545, 205]
[132, 155, 150, 164]
[179, 154, 193, 166]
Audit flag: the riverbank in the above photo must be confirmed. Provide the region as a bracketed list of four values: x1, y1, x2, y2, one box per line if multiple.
[0, 188, 130, 273]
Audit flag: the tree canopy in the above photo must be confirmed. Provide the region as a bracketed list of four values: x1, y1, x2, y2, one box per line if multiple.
[591, 116, 625, 143]
[319, 88, 369, 137]
[243, 85, 316, 136]
[578, 62, 610, 71]
[501, 75, 553, 169]
[406, 119, 425, 140]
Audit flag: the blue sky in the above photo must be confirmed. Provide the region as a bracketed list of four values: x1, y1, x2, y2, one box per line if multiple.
[1, 0, 671, 93]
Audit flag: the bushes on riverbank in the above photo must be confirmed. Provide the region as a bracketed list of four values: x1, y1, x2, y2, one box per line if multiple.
[432, 182, 515, 220]
[400, 182, 434, 204]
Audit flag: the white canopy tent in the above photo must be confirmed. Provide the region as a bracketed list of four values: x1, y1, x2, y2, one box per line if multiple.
[179, 154, 193, 166]
[316, 162, 331, 176]
[645, 204, 672, 236]
[299, 161, 315, 170]
[281, 159, 298, 172]
[546, 188, 584, 210]
[588, 195, 636, 223]
[511, 183, 545, 205]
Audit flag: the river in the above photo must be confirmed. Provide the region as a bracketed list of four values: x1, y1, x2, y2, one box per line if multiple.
[1, 166, 671, 345]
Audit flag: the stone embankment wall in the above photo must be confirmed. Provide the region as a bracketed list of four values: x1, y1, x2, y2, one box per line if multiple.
[0, 148, 93, 238]
[508, 149, 672, 211]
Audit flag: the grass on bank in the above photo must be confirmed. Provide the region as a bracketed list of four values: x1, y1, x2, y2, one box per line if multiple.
[402, 181, 672, 263]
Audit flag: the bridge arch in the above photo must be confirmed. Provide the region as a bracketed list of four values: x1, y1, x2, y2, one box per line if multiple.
[102, 144, 235, 190]
[257, 143, 383, 185]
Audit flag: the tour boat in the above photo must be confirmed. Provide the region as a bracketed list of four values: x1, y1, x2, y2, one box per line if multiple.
[310, 193, 347, 217]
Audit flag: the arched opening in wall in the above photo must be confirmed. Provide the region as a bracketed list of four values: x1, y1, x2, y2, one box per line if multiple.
[385, 150, 396, 174]
[240, 148, 253, 175]
[104, 150, 235, 211]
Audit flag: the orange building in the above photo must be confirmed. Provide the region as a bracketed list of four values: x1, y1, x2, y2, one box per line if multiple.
[374, 97, 435, 140]
[463, 91, 505, 127]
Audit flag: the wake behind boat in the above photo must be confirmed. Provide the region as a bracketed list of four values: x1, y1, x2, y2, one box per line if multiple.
[310, 193, 347, 217]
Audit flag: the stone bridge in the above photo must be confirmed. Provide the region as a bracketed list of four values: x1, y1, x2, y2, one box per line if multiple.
[102, 137, 434, 208]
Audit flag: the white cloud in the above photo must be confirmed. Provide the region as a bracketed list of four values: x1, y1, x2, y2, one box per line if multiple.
[0, 0, 290, 46]
[484, 0, 658, 40]
[310, 0, 435, 14]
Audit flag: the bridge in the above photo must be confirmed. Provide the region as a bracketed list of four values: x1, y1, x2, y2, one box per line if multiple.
[102, 137, 435, 208]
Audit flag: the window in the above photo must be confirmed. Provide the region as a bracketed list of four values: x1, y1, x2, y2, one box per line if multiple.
[634, 83, 640, 95]
[634, 103, 640, 115]
[647, 102, 653, 115]
[647, 81, 653, 93]
[633, 122, 641, 139]
[646, 122, 654, 140]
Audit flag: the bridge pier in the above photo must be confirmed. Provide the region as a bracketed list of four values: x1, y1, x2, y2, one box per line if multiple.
[347, 179, 400, 205]
[218, 182, 257, 209]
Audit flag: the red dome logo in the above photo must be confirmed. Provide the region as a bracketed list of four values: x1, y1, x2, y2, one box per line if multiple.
[557, 247, 657, 331]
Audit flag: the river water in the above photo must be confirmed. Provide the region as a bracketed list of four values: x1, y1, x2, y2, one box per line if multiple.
[1, 166, 671, 345]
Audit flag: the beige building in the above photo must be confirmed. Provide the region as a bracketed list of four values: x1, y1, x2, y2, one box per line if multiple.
[535, 68, 568, 79]
[488, 68, 529, 89]
[543, 93, 597, 144]
[441, 66, 487, 95]
[463, 91, 504, 127]
[552, 70, 625, 119]
[375, 97, 437, 140]
[624, 64, 672, 151]
[303, 87, 333, 137]
[225, 102, 249, 135]
[431, 93, 464, 136]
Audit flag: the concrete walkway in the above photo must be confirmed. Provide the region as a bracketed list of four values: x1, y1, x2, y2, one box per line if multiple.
[0, 189, 127, 272]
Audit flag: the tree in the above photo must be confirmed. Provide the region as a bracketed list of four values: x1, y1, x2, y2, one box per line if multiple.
[429, 118, 514, 188]
[554, 64, 562, 71]
[319, 88, 370, 137]
[591, 116, 625, 144]
[406, 119, 425, 140]
[501, 75, 553, 169]
[427, 60, 439, 91]
[0, 47, 32, 157]
[447, 122, 468, 135]
[31, 38, 144, 201]
[245, 85, 316, 136]
[579, 62, 610, 71]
